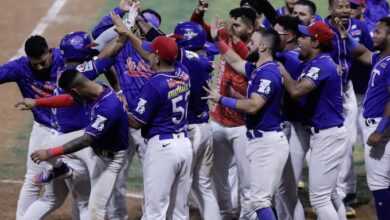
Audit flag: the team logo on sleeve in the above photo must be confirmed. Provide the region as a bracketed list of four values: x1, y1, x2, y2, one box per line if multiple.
[135, 98, 147, 114]
[91, 115, 107, 131]
[76, 61, 94, 72]
[306, 67, 320, 80]
[258, 79, 271, 94]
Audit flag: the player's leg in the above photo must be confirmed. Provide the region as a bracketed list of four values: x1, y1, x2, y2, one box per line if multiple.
[359, 115, 390, 220]
[228, 160, 239, 216]
[16, 122, 51, 220]
[167, 137, 193, 220]
[230, 125, 256, 220]
[88, 150, 128, 219]
[337, 82, 358, 204]
[143, 136, 189, 220]
[189, 123, 221, 220]
[247, 132, 289, 220]
[210, 121, 235, 220]
[308, 126, 348, 220]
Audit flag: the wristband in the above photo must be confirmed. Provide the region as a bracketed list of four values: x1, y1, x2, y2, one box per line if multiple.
[219, 96, 238, 109]
[346, 35, 359, 51]
[215, 39, 229, 55]
[47, 146, 65, 157]
[375, 117, 390, 134]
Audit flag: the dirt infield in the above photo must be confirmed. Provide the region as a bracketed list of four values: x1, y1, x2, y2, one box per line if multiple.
[0, 0, 379, 220]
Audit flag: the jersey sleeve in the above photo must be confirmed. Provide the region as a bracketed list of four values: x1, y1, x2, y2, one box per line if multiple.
[85, 104, 117, 139]
[303, 64, 325, 88]
[129, 82, 159, 124]
[244, 62, 255, 79]
[252, 70, 278, 100]
[0, 59, 22, 83]
[91, 7, 125, 39]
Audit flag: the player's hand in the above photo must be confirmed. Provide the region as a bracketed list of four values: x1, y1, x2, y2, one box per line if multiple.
[367, 131, 383, 147]
[202, 79, 222, 103]
[14, 98, 37, 110]
[30, 150, 50, 164]
[195, 0, 208, 14]
[333, 17, 348, 39]
[119, 0, 135, 13]
[111, 12, 131, 36]
[210, 16, 220, 41]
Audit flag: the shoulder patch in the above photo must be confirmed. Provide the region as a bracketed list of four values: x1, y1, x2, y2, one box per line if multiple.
[91, 115, 107, 131]
[258, 79, 272, 94]
[306, 67, 321, 80]
[76, 61, 94, 72]
[135, 98, 147, 114]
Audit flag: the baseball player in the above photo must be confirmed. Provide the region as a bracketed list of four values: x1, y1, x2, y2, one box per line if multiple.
[191, 4, 257, 219]
[325, 1, 374, 216]
[281, 21, 349, 220]
[336, 16, 390, 220]
[0, 35, 63, 219]
[15, 31, 120, 219]
[272, 15, 308, 220]
[206, 17, 289, 220]
[126, 36, 193, 220]
[30, 68, 129, 220]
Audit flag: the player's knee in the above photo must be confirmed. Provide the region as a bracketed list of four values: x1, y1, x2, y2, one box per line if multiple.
[309, 192, 332, 208]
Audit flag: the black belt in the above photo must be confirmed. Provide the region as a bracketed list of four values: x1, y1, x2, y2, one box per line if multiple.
[246, 129, 282, 139]
[310, 124, 343, 134]
[93, 148, 115, 159]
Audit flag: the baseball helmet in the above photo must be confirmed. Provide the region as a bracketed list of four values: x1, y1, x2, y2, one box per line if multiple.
[173, 21, 207, 50]
[60, 31, 96, 62]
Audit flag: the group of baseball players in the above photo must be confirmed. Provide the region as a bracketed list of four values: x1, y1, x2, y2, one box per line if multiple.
[1, 0, 389, 219]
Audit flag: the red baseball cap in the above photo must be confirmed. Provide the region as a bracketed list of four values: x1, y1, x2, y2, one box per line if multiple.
[298, 22, 334, 45]
[142, 36, 178, 62]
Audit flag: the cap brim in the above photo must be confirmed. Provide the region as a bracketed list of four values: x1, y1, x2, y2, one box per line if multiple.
[298, 25, 311, 37]
[350, 1, 362, 6]
[141, 41, 153, 53]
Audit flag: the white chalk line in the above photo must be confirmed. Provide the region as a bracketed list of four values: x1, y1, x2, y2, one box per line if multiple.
[9, 0, 68, 61]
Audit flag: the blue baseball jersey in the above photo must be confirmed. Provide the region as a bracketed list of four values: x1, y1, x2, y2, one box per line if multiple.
[52, 58, 114, 133]
[178, 49, 213, 124]
[276, 49, 306, 122]
[263, 6, 322, 29]
[0, 48, 63, 126]
[114, 40, 152, 110]
[130, 65, 191, 138]
[244, 61, 283, 131]
[301, 54, 344, 129]
[85, 85, 128, 151]
[363, 53, 390, 118]
[325, 17, 373, 85]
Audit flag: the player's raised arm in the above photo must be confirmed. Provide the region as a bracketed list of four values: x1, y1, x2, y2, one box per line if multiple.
[333, 17, 373, 66]
[279, 64, 315, 99]
[211, 16, 246, 76]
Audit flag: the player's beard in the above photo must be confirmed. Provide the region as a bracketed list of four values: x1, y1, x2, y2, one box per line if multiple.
[247, 50, 259, 62]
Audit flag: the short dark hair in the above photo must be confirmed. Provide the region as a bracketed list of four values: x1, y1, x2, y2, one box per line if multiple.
[58, 68, 83, 90]
[255, 27, 282, 55]
[229, 7, 256, 28]
[379, 17, 390, 28]
[296, 0, 317, 15]
[274, 16, 300, 37]
[24, 35, 49, 58]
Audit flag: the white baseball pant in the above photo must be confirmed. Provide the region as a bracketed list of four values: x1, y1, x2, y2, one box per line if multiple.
[228, 159, 239, 216]
[142, 133, 193, 220]
[16, 121, 51, 220]
[275, 122, 309, 220]
[188, 122, 221, 220]
[211, 120, 256, 220]
[308, 126, 348, 220]
[21, 129, 91, 220]
[337, 81, 358, 199]
[358, 114, 390, 191]
[246, 130, 289, 211]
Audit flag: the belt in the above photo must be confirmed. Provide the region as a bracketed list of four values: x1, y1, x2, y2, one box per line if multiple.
[246, 129, 282, 139]
[310, 124, 343, 134]
[365, 118, 380, 127]
[158, 131, 188, 140]
[93, 148, 115, 159]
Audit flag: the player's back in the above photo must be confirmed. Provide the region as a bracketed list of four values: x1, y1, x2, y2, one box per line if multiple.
[180, 50, 212, 124]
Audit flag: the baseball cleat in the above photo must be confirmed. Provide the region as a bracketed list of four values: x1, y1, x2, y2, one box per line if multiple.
[297, 181, 305, 190]
[345, 206, 356, 218]
[34, 163, 73, 184]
